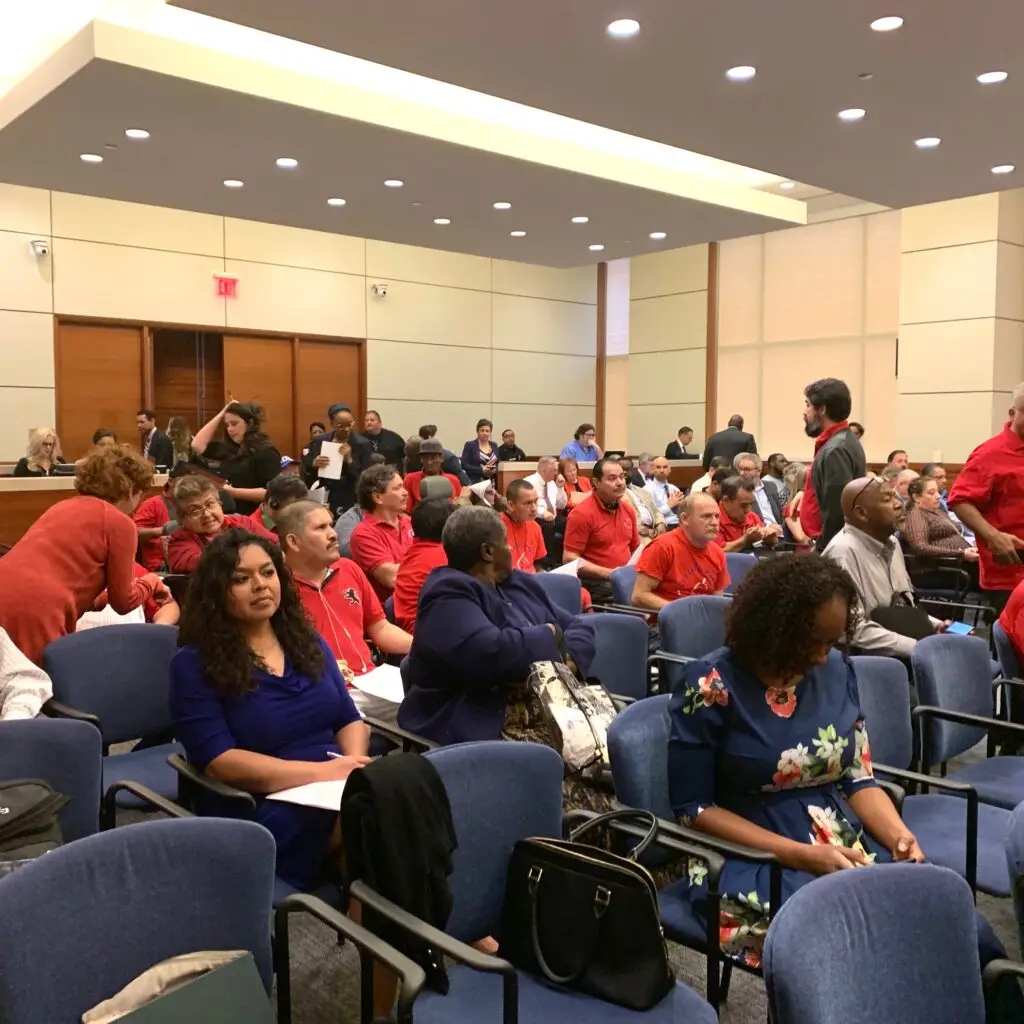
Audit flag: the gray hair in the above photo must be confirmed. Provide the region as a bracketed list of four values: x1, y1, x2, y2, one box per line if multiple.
[441, 505, 504, 572]
[1013, 382, 1024, 406]
[783, 461, 807, 493]
[638, 451, 654, 463]
[537, 456, 558, 472]
[734, 452, 763, 472]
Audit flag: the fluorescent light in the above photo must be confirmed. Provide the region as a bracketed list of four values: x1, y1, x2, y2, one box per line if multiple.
[571, 216, 589, 224]
[838, 108, 866, 122]
[510, 230, 526, 237]
[606, 19, 640, 38]
[649, 232, 667, 240]
[124, 129, 149, 140]
[977, 71, 1008, 84]
[223, 179, 244, 188]
[588, 244, 605, 252]
[493, 202, 512, 210]
[992, 164, 1015, 175]
[276, 157, 298, 169]
[433, 218, 451, 225]
[725, 66, 756, 81]
[327, 197, 346, 206]
[870, 16, 903, 31]
[384, 179, 404, 188]
[779, 181, 796, 190]
[79, 153, 103, 163]
[915, 137, 941, 149]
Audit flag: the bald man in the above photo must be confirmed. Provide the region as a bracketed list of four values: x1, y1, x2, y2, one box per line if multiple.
[823, 476, 947, 657]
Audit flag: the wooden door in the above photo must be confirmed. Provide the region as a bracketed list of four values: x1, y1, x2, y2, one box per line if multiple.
[223, 335, 296, 459]
[56, 322, 144, 459]
[153, 331, 224, 431]
[295, 340, 362, 444]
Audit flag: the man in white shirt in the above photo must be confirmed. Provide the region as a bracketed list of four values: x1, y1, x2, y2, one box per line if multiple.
[734, 453, 785, 530]
[523, 457, 566, 521]
[645, 456, 684, 527]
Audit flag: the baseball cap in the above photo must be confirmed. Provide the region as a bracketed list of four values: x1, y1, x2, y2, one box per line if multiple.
[419, 438, 444, 455]
[280, 455, 297, 468]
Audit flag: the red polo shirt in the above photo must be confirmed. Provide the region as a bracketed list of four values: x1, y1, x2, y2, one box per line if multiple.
[404, 471, 463, 512]
[133, 493, 173, 570]
[349, 513, 415, 601]
[949, 423, 1024, 590]
[392, 539, 447, 632]
[636, 529, 729, 602]
[799, 420, 849, 539]
[563, 493, 639, 570]
[166, 513, 277, 573]
[714, 506, 763, 548]
[501, 512, 547, 573]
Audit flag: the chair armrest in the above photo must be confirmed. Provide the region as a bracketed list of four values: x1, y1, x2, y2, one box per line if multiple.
[608, 693, 637, 710]
[983, 959, 1024, 1002]
[101, 780, 193, 829]
[873, 762, 977, 795]
[917, 598, 994, 622]
[167, 753, 256, 810]
[993, 676, 1024, 695]
[362, 716, 438, 753]
[913, 705, 1024, 774]
[40, 698, 100, 729]
[647, 652, 696, 669]
[589, 603, 654, 620]
[275, 894, 426, 1023]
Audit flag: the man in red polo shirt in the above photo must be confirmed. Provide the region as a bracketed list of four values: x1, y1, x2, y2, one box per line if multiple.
[501, 479, 547, 572]
[633, 493, 730, 609]
[562, 458, 639, 604]
[715, 476, 779, 552]
[348, 464, 414, 602]
[393, 497, 451, 633]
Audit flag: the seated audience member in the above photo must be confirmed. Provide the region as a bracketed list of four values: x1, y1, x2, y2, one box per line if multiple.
[496, 428, 526, 462]
[902, 477, 979, 563]
[335, 504, 365, 559]
[14, 427, 65, 477]
[460, 418, 498, 484]
[887, 449, 909, 471]
[558, 456, 592, 507]
[170, 531, 370, 891]
[562, 457, 639, 604]
[348, 465, 414, 602]
[303, 406, 372, 518]
[393, 499, 452, 634]
[405, 425, 470, 484]
[79, 563, 181, 629]
[91, 428, 118, 449]
[308, 421, 327, 443]
[167, 415, 193, 465]
[762, 453, 790, 504]
[501, 480, 548, 572]
[242, 472, 310, 535]
[559, 423, 602, 462]
[404, 438, 463, 511]
[849, 421, 865, 441]
[920, 461, 974, 542]
[823, 476, 950, 658]
[523, 456, 566, 522]
[633, 493, 729, 610]
[624, 471, 666, 546]
[894, 468, 919, 507]
[631, 453, 654, 488]
[362, 409, 407, 469]
[735, 453, 785, 529]
[167, 475, 277, 573]
[0, 627, 52, 719]
[665, 426, 696, 460]
[137, 409, 173, 468]
[690, 455, 731, 496]
[715, 476, 779, 552]
[278, 456, 300, 478]
[134, 464, 199, 570]
[645, 456, 684, 527]
[782, 462, 814, 552]
[705, 467, 733, 504]
[667, 554, 1006, 973]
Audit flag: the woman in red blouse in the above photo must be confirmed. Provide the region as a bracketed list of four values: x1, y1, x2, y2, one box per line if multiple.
[0, 446, 169, 663]
[558, 456, 592, 508]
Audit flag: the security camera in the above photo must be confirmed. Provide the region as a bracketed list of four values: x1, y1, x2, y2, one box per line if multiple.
[371, 282, 388, 298]
[29, 239, 49, 258]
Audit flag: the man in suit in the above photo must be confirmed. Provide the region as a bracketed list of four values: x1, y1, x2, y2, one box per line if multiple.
[734, 453, 785, 530]
[702, 414, 757, 471]
[136, 409, 174, 468]
[665, 426, 698, 460]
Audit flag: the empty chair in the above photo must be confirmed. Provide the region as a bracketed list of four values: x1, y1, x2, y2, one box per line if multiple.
[653, 595, 730, 693]
[724, 552, 757, 594]
[532, 571, 582, 615]
[588, 611, 649, 702]
[610, 564, 637, 606]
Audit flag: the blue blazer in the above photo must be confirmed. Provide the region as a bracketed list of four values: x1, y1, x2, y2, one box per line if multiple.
[398, 567, 596, 745]
[459, 440, 497, 484]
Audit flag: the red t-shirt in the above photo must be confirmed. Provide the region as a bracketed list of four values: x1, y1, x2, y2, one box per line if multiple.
[636, 530, 730, 602]
[715, 506, 763, 548]
[949, 423, 1024, 590]
[799, 420, 849, 539]
[563, 494, 639, 570]
[349, 514, 415, 601]
[392, 539, 447, 632]
[404, 471, 462, 511]
[166, 514, 277, 573]
[501, 513, 547, 573]
[999, 580, 1024, 664]
[133, 493, 173, 570]
[293, 558, 384, 678]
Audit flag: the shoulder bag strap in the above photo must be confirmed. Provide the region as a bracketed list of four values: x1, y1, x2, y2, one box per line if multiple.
[569, 808, 659, 861]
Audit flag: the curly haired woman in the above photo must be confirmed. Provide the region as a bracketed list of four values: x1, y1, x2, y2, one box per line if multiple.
[665, 555, 1006, 972]
[169, 529, 369, 890]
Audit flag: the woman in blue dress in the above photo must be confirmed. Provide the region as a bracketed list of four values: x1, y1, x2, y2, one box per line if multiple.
[170, 528, 370, 890]
[667, 555, 1006, 971]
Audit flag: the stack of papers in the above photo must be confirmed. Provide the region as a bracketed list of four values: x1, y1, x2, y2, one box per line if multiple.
[352, 663, 405, 704]
[267, 779, 347, 811]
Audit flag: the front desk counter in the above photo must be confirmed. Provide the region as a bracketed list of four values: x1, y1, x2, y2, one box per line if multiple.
[496, 460, 704, 497]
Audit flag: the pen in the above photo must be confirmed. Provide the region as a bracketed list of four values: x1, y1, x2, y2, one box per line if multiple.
[326, 751, 343, 759]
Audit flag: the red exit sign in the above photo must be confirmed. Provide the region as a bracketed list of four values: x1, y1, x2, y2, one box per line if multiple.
[214, 274, 239, 298]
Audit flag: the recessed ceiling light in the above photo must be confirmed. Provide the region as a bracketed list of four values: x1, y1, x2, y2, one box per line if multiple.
[327, 197, 346, 207]
[725, 65, 756, 81]
[977, 71, 1008, 84]
[915, 137, 941, 149]
[124, 129, 149, 140]
[493, 201, 512, 210]
[606, 19, 640, 38]
[433, 218, 451, 225]
[649, 232, 667, 240]
[589, 244, 605, 252]
[79, 153, 103, 163]
[223, 179, 244, 188]
[510, 230, 526, 237]
[838, 107, 866, 122]
[276, 157, 298, 169]
[992, 164, 1015, 175]
[571, 216, 589, 224]
[384, 179, 404, 188]
[870, 16, 903, 31]
[779, 181, 796, 190]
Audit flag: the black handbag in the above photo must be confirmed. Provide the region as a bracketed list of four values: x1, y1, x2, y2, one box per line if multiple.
[0, 779, 67, 879]
[871, 593, 935, 641]
[499, 809, 674, 1010]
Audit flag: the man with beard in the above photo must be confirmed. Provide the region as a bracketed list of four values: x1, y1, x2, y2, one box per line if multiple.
[799, 377, 865, 550]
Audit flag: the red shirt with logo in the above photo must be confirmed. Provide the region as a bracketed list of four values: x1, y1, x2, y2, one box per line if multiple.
[349, 513, 415, 601]
[636, 530, 730, 602]
[714, 507, 763, 548]
[501, 513, 547, 573]
[393, 539, 448, 632]
[563, 493, 639, 569]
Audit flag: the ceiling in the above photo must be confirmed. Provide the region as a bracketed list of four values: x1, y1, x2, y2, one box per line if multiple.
[170, 0, 1024, 210]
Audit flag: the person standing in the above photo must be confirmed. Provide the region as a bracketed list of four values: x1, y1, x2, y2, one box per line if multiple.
[362, 410, 407, 469]
[460, 418, 499, 484]
[799, 378, 865, 551]
[304, 407, 372, 517]
[166, 416, 193, 466]
[496, 429, 526, 462]
[665, 427, 697, 460]
[701, 415, 757, 471]
[136, 409, 173, 468]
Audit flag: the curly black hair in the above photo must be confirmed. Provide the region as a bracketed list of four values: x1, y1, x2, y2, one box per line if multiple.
[724, 555, 861, 678]
[178, 529, 323, 697]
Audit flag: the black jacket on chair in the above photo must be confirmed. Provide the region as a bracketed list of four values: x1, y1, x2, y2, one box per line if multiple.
[702, 426, 758, 471]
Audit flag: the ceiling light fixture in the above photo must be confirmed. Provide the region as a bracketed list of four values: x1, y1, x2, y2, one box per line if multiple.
[870, 16, 903, 31]
[433, 218, 451, 225]
[606, 19, 640, 38]
[588, 244, 605, 252]
[384, 179, 404, 188]
[992, 164, 1015, 175]
[327, 197, 346, 207]
[571, 216, 589, 224]
[725, 65, 756, 81]
[510, 230, 526, 237]
[779, 181, 796, 190]
[838, 107, 866, 122]
[977, 71, 1008, 84]
[915, 137, 941, 149]
[223, 179, 244, 188]
[493, 202, 512, 210]
[124, 129, 149, 140]
[649, 232, 667, 240]
[276, 157, 298, 169]
[79, 153, 103, 163]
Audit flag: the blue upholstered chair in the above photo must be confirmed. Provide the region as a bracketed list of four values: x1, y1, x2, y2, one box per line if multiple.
[609, 565, 637, 606]
[724, 552, 757, 594]
[588, 611, 650, 702]
[651, 595, 730, 694]
[533, 572, 582, 615]
[1007, 801, 1024, 954]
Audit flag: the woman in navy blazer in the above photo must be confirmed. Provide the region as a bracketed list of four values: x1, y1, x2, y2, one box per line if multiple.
[459, 418, 498, 484]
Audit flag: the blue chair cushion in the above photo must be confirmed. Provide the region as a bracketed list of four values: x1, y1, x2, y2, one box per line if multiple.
[102, 743, 182, 807]
[901, 795, 1012, 896]
[946, 757, 1024, 810]
[409, 964, 717, 1023]
[657, 880, 712, 947]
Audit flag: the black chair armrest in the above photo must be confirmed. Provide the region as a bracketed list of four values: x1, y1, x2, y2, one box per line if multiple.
[275, 894, 426, 1024]
[647, 652, 696, 669]
[40, 698, 100, 729]
[608, 693, 637, 710]
[102, 780, 193, 829]
[993, 676, 1024, 697]
[913, 705, 1024, 775]
[983, 959, 1024, 1005]
[362, 716, 438, 753]
[589, 603, 654, 620]
[167, 753, 256, 810]
[917, 598, 994, 624]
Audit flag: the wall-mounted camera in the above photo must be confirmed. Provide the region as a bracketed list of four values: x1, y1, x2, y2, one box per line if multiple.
[371, 282, 389, 298]
[29, 239, 49, 258]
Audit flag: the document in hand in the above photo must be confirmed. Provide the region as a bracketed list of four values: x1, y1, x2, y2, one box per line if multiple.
[351, 663, 405, 704]
[317, 441, 345, 481]
[266, 779, 347, 811]
[550, 559, 580, 577]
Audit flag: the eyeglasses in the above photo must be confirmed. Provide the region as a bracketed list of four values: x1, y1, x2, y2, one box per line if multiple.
[183, 498, 220, 519]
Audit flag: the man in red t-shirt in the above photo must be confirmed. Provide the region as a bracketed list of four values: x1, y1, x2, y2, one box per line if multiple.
[349, 465, 414, 602]
[393, 498, 451, 632]
[715, 476, 779, 552]
[501, 479, 548, 572]
[403, 438, 463, 512]
[634, 493, 730, 609]
[563, 458, 639, 604]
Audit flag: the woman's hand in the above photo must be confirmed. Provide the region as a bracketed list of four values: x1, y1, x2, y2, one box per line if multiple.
[891, 833, 925, 862]
[963, 547, 979, 563]
[150, 579, 172, 606]
[313, 454, 331, 468]
[319, 755, 371, 781]
[791, 843, 868, 875]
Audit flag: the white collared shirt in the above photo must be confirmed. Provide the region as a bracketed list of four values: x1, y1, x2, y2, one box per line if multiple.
[753, 483, 778, 526]
[644, 478, 680, 525]
[523, 472, 565, 517]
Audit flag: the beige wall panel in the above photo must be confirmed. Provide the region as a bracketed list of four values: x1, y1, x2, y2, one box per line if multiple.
[992, 319, 1024, 391]
[717, 347, 761, 435]
[629, 292, 707, 354]
[491, 349, 594, 406]
[51, 193, 223, 257]
[0, 184, 50, 235]
[362, 398, 487, 450]
[900, 193, 1000, 252]
[628, 348, 706, 406]
[603, 355, 629, 451]
[493, 402, 595, 458]
[491, 293, 597, 357]
[718, 234, 763, 347]
[0, 231, 53, 313]
[629, 245, 708, 300]
[224, 218, 364, 275]
[367, 339, 491, 403]
[897, 319, 996, 394]
[366, 240, 490, 291]
[997, 189, 1024, 247]
[864, 211, 901, 335]
[491, 260, 596, 304]
[0, 311, 54, 388]
[859, 336, 898, 463]
[995, 240, 1024, 322]
[0, 387, 55, 461]
[991, 392, 1014, 436]
[763, 219, 864, 342]
[896, 391, 998, 463]
[366, 279, 490, 348]
[899, 242, 999, 325]
[629, 402, 705, 456]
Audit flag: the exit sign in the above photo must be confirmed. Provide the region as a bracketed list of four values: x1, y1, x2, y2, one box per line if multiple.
[214, 274, 239, 298]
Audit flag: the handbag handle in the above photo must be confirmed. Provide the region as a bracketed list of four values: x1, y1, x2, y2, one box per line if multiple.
[569, 808, 659, 861]
[527, 867, 607, 986]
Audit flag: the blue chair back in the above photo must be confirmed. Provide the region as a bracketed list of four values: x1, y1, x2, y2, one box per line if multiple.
[533, 572, 581, 615]
[764, 864, 984, 1024]
[724, 552, 757, 594]
[0, 819, 275, 1024]
[912, 634, 993, 764]
[1007, 802, 1024, 953]
[657, 595, 730, 691]
[384, 595, 395, 624]
[850, 656, 913, 770]
[610, 565, 637, 606]
[607, 695, 674, 820]
[425, 742, 563, 944]
[43, 625, 179, 744]
[993, 621, 1022, 680]
[588, 612, 649, 701]
[0, 719, 101, 841]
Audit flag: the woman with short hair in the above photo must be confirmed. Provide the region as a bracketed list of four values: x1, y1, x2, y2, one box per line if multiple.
[460, 418, 497, 484]
[13, 427, 65, 477]
[559, 423, 602, 462]
[557, 456, 592, 507]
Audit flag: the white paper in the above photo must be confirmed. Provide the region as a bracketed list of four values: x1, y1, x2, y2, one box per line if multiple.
[351, 663, 405, 704]
[627, 544, 644, 566]
[267, 779, 347, 811]
[469, 480, 492, 499]
[317, 441, 344, 481]
[551, 559, 580, 577]
[76, 605, 146, 631]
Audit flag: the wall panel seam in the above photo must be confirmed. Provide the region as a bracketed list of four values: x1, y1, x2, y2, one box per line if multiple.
[491, 292, 596, 307]
[49, 235, 223, 259]
[900, 239, 1014, 255]
[630, 288, 708, 302]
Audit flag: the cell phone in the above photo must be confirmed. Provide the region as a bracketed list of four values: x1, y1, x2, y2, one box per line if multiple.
[945, 621, 974, 636]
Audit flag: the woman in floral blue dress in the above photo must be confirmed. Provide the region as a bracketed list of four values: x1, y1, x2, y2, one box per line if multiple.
[667, 555, 1006, 970]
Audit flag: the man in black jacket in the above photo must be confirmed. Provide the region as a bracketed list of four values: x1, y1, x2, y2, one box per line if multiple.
[665, 426, 697, 460]
[702, 415, 757, 471]
[363, 409, 407, 469]
[136, 409, 174, 468]
[303, 405, 372, 516]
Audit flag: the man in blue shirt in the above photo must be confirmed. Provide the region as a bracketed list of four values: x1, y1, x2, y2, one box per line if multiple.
[645, 456, 684, 527]
[560, 422, 603, 462]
